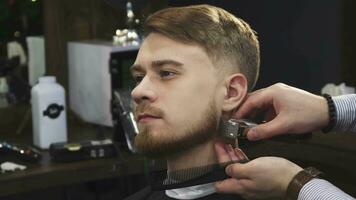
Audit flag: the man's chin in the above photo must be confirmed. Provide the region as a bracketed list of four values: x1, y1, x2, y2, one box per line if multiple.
[134, 131, 214, 159]
[136, 147, 183, 159]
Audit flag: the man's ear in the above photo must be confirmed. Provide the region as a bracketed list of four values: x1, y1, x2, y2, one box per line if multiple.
[222, 73, 247, 112]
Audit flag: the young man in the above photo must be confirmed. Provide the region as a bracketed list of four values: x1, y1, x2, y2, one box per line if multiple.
[127, 4, 259, 199]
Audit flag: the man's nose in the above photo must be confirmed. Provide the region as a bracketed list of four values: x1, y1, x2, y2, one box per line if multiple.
[131, 76, 157, 104]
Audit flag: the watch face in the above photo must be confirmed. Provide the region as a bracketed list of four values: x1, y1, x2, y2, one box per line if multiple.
[43, 103, 64, 119]
[305, 167, 323, 177]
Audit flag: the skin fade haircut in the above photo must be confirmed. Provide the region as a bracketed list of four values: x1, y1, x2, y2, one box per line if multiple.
[143, 4, 260, 91]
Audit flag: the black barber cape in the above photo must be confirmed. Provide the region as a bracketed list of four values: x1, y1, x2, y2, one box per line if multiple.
[125, 163, 244, 200]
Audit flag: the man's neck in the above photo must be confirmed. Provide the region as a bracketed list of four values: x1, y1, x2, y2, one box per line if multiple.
[166, 139, 217, 176]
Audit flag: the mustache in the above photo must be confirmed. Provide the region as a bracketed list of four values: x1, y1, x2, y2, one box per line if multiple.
[134, 102, 164, 118]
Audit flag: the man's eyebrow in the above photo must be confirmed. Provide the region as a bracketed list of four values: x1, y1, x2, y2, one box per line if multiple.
[130, 60, 184, 73]
[152, 60, 183, 69]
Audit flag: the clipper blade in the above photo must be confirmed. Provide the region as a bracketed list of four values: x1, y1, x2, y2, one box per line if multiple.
[219, 119, 258, 140]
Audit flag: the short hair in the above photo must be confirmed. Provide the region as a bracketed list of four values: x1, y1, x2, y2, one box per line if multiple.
[143, 4, 260, 91]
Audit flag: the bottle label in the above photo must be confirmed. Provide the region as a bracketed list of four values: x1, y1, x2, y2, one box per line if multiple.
[43, 103, 64, 119]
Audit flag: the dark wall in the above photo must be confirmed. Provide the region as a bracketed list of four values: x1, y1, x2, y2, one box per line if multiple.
[170, 0, 343, 93]
[342, 0, 356, 88]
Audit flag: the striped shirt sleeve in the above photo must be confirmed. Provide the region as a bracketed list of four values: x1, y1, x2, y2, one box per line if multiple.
[298, 178, 355, 200]
[297, 94, 356, 199]
[332, 94, 356, 133]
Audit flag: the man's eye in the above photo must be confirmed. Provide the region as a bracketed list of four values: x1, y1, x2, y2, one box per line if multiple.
[159, 71, 176, 78]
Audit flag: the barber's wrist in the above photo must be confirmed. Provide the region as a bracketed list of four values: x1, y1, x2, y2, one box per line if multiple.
[286, 167, 323, 200]
[315, 95, 330, 130]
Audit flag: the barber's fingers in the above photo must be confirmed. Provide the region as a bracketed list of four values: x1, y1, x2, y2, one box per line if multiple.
[215, 143, 239, 163]
[215, 178, 250, 195]
[215, 178, 242, 194]
[235, 89, 273, 119]
[234, 148, 249, 161]
[246, 115, 289, 141]
[226, 144, 239, 161]
[214, 142, 232, 163]
[215, 143, 247, 163]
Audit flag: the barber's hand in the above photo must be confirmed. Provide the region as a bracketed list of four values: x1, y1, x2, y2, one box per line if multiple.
[214, 142, 303, 199]
[236, 83, 329, 141]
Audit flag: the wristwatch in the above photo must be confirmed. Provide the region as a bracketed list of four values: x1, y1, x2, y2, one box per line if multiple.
[286, 167, 323, 200]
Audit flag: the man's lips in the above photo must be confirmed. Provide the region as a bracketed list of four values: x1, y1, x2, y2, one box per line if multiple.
[137, 113, 161, 122]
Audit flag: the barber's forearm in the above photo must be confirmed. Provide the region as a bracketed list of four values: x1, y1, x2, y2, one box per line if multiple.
[298, 178, 355, 200]
[332, 94, 356, 133]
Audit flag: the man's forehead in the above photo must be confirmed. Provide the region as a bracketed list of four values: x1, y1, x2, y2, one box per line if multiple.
[134, 33, 215, 70]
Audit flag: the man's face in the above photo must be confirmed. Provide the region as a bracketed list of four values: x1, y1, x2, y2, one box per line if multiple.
[131, 33, 224, 157]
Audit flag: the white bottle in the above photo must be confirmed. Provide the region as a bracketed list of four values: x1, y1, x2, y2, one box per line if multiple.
[31, 76, 67, 149]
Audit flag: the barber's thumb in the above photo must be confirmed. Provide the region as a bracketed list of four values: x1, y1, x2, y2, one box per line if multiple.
[247, 119, 286, 141]
[225, 164, 234, 177]
[225, 163, 246, 179]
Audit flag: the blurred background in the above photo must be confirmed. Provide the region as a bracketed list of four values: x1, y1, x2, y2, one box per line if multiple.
[0, 0, 355, 199]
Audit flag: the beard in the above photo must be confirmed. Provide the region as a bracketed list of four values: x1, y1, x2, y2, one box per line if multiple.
[134, 100, 219, 158]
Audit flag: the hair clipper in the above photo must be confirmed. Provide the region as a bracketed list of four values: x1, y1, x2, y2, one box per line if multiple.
[219, 119, 258, 147]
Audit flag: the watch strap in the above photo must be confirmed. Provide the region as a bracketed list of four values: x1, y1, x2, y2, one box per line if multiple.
[286, 167, 323, 200]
